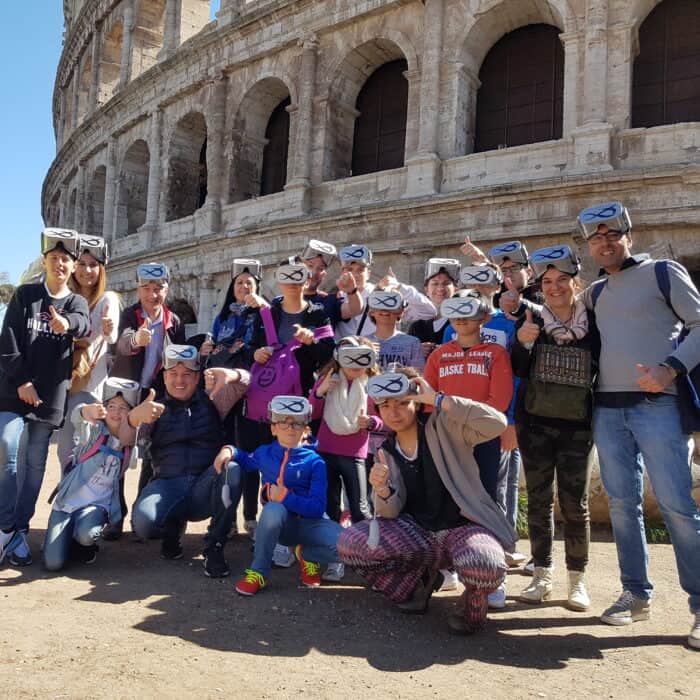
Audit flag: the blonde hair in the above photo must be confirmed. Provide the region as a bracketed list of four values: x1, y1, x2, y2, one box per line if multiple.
[70, 262, 107, 311]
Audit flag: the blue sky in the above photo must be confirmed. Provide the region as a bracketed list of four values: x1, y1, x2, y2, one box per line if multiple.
[0, 2, 221, 285]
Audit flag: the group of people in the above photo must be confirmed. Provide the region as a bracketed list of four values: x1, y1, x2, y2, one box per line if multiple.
[0, 202, 698, 646]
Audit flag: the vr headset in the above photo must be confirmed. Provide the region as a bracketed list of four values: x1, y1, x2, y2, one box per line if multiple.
[460, 264, 503, 287]
[489, 241, 529, 267]
[334, 337, 377, 369]
[368, 372, 417, 404]
[41, 228, 81, 260]
[102, 377, 140, 408]
[268, 396, 312, 426]
[440, 294, 491, 321]
[424, 258, 461, 284]
[530, 245, 581, 278]
[77, 234, 109, 265]
[577, 202, 632, 240]
[275, 263, 310, 285]
[339, 245, 373, 267]
[162, 344, 200, 371]
[231, 258, 262, 281]
[137, 262, 170, 286]
[367, 290, 406, 312]
[302, 240, 337, 268]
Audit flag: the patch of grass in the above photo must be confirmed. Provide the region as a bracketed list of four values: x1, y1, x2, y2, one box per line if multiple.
[645, 520, 670, 544]
[516, 491, 529, 539]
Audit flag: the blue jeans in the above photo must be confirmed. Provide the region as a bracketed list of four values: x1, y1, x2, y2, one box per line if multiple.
[131, 464, 242, 549]
[0, 412, 55, 531]
[251, 501, 343, 577]
[593, 395, 700, 613]
[43, 505, 107, 571]
[496, 448, 521, 531]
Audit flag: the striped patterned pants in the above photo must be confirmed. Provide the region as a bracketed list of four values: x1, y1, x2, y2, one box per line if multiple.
[338, 515, 506, 628]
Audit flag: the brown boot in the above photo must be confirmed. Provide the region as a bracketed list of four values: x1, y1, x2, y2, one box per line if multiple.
[447, 588, 489, 635]
[397, 569, 444, 615]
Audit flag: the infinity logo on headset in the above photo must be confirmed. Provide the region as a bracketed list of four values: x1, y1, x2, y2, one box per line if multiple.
[49, 230, 75, 239]
[278, 269, 307, 282]
[276, 399, 307, 413]
[341, 352, 374, 367]
[461, 269, 494, 283]
[533, 247, 568, 261]
[444, 300, 478, 316]
[582, 204, 619, 221]
[342, 247, 368, 259]
[493, 242, 520, 254]
[110, 379, 138, 388]
[81, 237, 103, 247]
[371, 296, 401, 309]
[314, 242, 335, 254]
[140, 265, 167, 278]
[167, 347, 197, 360]
[372, 377, 408, 394]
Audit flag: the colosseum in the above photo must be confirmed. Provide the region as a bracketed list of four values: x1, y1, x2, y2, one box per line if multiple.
[44, 0, 700, 332]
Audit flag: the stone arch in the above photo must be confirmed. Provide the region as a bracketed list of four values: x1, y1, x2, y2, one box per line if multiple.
[628, 0, 666, 26]
[169, 297, 198, 326]
[631, 0, 700, 128]
[116, 140, 150, 236]
[323, 39, 411, 182]
[86, 166, 107, 237]
[131, 0, 166, 80]
[228, 77, 292, 203]
[100, 19, 123, 104]
[166, 112, 208, 221]
[458, 0, 572, 76]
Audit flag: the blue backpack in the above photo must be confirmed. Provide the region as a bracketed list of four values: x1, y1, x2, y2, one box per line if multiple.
[591, 260, 700, 431]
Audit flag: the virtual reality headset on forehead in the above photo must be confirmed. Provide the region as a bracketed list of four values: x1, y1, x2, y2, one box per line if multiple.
[368, 373, 417, 403]
[530, 245, 581, 278]
[77, 234, 109, 265]
[425, 258, 461, 283]
[275, 263, 310, 285]
[41, 228, 81, 259]
[489, 241, 529, 267]
[460, 265, 502, 287]
[440, 294, 491, 321]
[334, 340, 377, 369]
[102, 377, 140, 408]
[368, 290, 406, 312]
[268, 396, 312, 425]
[231, 258, 262, 281]
[137, 262, 170, 286]
[302, 239, 337, 268]
[577, 202, 632, 239]
[339, 245, 373, 267]
[162, 344, 200, 371]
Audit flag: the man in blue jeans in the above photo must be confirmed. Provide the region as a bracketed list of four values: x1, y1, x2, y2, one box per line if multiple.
[579, 202, 700, 650]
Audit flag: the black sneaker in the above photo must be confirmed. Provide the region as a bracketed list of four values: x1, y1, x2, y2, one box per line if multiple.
[203, 543, 230, 578]
[160, 537, 183, 560]
[69, 541, 99, 565]
[102, 522, 124, 541]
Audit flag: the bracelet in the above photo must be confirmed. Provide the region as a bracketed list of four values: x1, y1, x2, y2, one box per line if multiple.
[434, 391, 445, 412]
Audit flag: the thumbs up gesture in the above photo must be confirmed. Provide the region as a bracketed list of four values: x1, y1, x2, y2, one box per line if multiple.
[379, 267, 399, 291]
[293, 323, 315, 345]
[128, 388, 165, 426]
[101, 299, 114, 336]
[48, 305, 69, 334]
[498, 277, 521, 317]
[517, 309, 540, 347]
[134, 318, 153, 347]
[460, 236, 488, 263]
[369, 449, 391, 493]
[357, 407, 372, 430]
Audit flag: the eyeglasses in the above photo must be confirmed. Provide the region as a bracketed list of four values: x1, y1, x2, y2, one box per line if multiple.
[501, 263, 527, 274]
[587, 230, 625, 245]
[272, 420, 307, 430]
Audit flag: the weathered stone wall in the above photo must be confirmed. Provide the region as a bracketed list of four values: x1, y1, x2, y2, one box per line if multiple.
[45, 0, 700, 332]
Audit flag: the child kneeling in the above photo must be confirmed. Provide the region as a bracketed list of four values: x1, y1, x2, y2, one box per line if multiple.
[214, 396, 342, 595]
[43, 378, 164, 570]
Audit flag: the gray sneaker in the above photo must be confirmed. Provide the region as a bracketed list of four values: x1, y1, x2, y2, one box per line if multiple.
[600, 591, 651, 626]
[689, 612, 700, 650]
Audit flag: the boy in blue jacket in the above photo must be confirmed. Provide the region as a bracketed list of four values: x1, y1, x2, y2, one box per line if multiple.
[214, 396, 342, 595]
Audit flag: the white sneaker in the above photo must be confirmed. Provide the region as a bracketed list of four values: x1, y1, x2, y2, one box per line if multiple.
[243, 519, 257, 542]
[438, 569, 459, 592]
[523, 558, 535, 576]
[505, 551, 528, 568]
[321, 562, 345, 582]
[272, 544, 296, 568]
[567, 570, 590, 611]
[0, 529, 21, 564]
[488, 582, 507, 609]
[689, 612, 700, 650]
[600, 590, 651, 626]
[519, 566, 553, 603]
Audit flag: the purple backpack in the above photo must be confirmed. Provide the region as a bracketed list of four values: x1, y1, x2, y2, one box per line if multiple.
[246, 306, 333, 422]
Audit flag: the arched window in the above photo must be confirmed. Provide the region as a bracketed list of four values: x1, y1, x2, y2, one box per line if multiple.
[117, 140, 150, 236]
[351, 59, 408, 176]
[260, 96, 291, 196]
[474, 24, 564, 153]
[632, 0, 700, 128]
[167, 112, 208, 221]
[86, 166, 107, 236]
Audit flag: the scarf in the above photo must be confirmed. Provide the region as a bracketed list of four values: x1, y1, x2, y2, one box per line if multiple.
[541, 297, 588, 345]
[323, 373, 368, 435]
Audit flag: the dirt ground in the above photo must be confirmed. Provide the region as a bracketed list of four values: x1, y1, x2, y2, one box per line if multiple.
[1, 447, 697, 700]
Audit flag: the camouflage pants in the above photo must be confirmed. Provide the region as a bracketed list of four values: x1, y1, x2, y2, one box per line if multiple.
[517, 421, 592, 571]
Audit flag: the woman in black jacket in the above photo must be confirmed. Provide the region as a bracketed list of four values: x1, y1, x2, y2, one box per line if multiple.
[511, 245, 599, 611]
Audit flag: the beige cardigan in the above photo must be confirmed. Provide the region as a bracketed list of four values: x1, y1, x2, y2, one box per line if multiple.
[375, 396, 517, 551]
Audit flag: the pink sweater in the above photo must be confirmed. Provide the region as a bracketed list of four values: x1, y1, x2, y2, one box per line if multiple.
[308, 376, 383, 459]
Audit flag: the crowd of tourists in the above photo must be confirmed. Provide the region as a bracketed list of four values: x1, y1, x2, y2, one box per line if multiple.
[0, 202, 698, 646]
